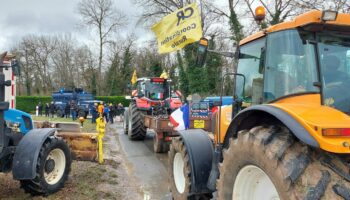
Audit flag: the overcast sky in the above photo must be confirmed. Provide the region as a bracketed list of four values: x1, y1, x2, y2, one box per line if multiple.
[0, 0, 153, 52]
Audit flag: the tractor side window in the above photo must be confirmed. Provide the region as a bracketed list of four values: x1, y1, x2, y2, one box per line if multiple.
[264, 30, 318, 102]
[236, 38, 265, 105]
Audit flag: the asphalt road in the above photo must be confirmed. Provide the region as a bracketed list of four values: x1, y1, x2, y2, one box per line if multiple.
[112, 122, 171, 200]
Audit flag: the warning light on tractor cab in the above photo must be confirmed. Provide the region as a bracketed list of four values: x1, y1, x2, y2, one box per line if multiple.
[151, 78, 165, 83]
[321, 10, 338, 21]
[254, 6, 266, 21]
[322, 128, 350, 137]
[199, 38, 208, 47]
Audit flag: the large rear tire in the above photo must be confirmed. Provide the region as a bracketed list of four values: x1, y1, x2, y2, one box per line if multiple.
[217, 125, 350, 200]
[123, 108, 129, 135]
[128, 102, 146, 140]
[20, 137, 71, 195]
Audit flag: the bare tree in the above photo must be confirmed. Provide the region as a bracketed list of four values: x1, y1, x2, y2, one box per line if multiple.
[77, 0, 126, 94]
[295, 0, 350, 12]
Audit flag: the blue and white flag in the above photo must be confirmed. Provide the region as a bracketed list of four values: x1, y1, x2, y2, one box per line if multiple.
[170, 104, 189, 131]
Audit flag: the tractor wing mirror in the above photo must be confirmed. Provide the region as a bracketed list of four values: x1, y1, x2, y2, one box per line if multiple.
[196, 38, 209, 67]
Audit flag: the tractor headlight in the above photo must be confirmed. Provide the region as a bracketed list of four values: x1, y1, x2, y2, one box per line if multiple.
[321, 10, 338, 21]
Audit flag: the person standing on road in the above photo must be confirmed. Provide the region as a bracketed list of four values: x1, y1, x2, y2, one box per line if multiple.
[49, 102, 55, 118]
[64, 103, 70, 118]
[98, 102, 104, 118]
[117, 103, 124, 122]
[109, 103, 115, 124]
[103, 104, 110, 123]
[91, 103, 98, 124]
[38, 102, 43, 116]
[70, 101, 77, 121]
[45, 103, 49, 117]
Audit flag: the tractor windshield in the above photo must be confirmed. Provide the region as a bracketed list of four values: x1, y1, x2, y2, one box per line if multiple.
[318, 33, 350, 113]
[146, 82, 166, 100]
[264, 29, 319, 102]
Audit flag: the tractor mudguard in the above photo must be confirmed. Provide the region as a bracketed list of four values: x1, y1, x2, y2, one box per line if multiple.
[12, 128, 56, 180]
[225, 104, 319, 148]
[177, 129, 214, 194]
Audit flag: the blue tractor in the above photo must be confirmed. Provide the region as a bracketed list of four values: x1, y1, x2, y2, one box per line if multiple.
[52, 88, 94, 118]
[0, 52, 71, 195]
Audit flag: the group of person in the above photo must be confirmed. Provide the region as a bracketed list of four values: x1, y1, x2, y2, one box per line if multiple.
[37, 102, 56, 118]
[37, 101, 82, 121]
[91, 102, 125, 124]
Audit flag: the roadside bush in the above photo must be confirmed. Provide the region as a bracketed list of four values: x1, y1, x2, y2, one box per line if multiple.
[15, 95, 130, 113]
[95, 96, 130, 107]
[16, 96, 52, 113]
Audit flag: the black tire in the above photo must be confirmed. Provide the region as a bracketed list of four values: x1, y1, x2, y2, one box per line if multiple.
[217, 125, 350, 200]
[123, 108, 129, 135]
[169, 137, 211, 200]
[153, 133, 164, 153]
[128, 102, 146, 140]
[20, 137, 71, 195]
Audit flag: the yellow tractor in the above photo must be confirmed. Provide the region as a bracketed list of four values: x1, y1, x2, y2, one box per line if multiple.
[169, 8, 350, 200]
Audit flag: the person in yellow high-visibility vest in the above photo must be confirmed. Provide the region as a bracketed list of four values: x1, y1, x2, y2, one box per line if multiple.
[96, 116, 106, 164]
[97, 103, 104, 118]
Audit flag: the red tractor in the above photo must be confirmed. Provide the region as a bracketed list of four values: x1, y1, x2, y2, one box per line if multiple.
[124, 77, 182, 152]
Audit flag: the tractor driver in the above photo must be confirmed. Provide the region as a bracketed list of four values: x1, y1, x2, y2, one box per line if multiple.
[322, 55, 350, 111]
[322, 55, 349, 85]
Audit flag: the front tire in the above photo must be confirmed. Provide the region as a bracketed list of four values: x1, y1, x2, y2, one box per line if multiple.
[217, 125, 350, 200]
[169, 137, 191, 200]
[20, 137, 71, 195]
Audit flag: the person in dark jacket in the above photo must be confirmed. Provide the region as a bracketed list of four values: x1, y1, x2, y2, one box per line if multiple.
[91, 103, 98, 124]
[45, 103, 49, 117]
[38, 102, 43, 116]
[70, 101, 77, 121]
[109, 103, 115, 124]
[49, 102, 55, 118]
[64, 103, 70, 118]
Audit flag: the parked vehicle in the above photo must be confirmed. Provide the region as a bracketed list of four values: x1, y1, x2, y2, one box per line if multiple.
[169, 9, 350, 199]
[0, 52, 71, 195]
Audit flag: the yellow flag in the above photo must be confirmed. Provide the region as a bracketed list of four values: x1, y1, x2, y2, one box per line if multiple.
[152, 3, 203, 54]
[160, 70, 169, 79]
[131, 70, 137, 84]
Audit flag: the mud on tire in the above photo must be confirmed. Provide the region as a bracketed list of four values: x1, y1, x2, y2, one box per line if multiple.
[217, 125, 350, 200]
[20, 137, 71, 195]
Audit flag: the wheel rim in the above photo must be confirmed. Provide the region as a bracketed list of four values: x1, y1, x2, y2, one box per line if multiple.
[233, 165, 280, 200]
[173, 152, 185, 193]
[44, 148, 66, 185]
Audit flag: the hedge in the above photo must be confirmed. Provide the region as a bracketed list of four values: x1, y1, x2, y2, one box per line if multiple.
[15, 96, 130, 113]
[16, 96, 52, 113]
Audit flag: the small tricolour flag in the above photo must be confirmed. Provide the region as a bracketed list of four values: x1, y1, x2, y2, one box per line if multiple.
[170, 104, 189, 131]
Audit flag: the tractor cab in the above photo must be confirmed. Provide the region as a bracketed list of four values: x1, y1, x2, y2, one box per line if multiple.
[132, 77, 182, 114]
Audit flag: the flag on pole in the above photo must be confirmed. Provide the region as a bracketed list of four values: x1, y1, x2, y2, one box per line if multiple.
[160, 70, 169, 79]
[170, 104, 189, 131]
[131, 70, 137, 85]
[151, 3, 203, 54]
